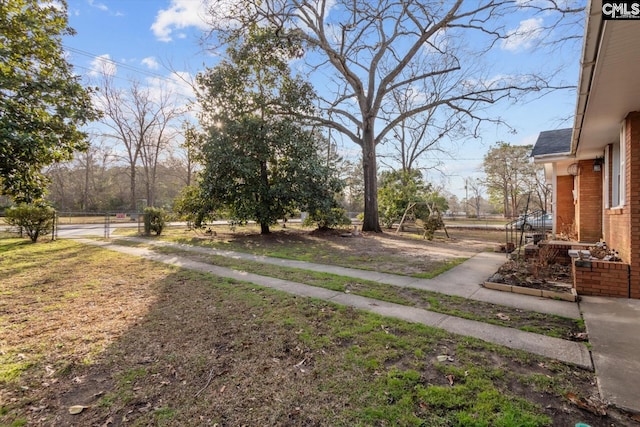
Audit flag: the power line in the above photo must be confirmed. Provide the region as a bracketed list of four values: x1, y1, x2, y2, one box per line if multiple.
[63, 44, 190, 84]
[71, 63, 155, 87]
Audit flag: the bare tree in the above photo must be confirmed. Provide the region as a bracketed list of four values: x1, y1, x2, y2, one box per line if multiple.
[139, 89, 183, 207]
[179, 122, 202, 187]
[467, 178, 485, 218]
[45, 162, 72, 211]
[527, 167, 552, 213]
[96, 75, 183, 210]
[341, 158, 364, 213]
[444, 191, 461, 215]
[379, 71, 468, 175]
[203, 0, 582, 231]
[45, 137, 114, 211]
[97, 76, 147, 210]
[76, 138, 114, 211]
[483, 142, 535, 217]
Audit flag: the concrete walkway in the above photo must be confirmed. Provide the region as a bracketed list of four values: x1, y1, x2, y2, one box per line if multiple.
[115, 237, 582, 318]
[78, 238, 591, 370]
[580, 296, 640, 413]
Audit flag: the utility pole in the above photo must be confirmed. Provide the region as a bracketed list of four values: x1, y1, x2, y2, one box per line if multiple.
[464, 178, 469, 218]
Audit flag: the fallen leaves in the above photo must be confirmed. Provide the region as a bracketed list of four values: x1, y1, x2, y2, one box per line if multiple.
[68, 405, 88, 415]
[446, 374, 455, 386]
[566, 392, 607, 416]
[194, 368, 229, 398]
[568, 332, 589, 342]
[294, 358, 307, 373]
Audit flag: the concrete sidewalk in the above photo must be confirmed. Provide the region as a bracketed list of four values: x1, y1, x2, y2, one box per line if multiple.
[117, 237, 582, 318]
[78, 238, 591, 370]
[580, 296, 640, 413]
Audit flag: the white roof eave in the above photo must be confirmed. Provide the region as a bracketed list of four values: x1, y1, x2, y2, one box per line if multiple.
[571, 0, 603, 155]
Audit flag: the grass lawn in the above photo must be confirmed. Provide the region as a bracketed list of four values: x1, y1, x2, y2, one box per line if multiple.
[113, 239, 583, 340]
[115, 222, 502, 276]
[0, 236, 633, 426]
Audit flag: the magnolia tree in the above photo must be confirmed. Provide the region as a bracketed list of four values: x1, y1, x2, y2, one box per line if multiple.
[202, 0, 583, 231]
[194, 28, 344, 234]
[0, 0, 99, 203]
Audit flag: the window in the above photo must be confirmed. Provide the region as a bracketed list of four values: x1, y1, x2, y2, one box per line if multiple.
[606, 122, 626, 208]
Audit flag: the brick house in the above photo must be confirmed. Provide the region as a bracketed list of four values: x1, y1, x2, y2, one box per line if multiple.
[532, 2, 640, 298]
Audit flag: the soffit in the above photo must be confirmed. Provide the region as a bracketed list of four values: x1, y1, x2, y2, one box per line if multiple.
[577, 19, 640, 158]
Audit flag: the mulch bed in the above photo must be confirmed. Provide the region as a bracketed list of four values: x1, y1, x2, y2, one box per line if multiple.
[489, 260, 573, 293]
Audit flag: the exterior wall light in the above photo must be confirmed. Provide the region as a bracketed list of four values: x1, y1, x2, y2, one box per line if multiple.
[593, 157, 604, 172]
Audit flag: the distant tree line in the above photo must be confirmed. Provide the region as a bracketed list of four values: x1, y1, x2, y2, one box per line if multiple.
[46, 161, 190, 213]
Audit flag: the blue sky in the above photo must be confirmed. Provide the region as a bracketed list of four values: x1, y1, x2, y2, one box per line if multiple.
[62, 0, 582, 199]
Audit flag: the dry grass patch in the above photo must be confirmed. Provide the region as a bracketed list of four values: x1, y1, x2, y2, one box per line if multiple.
[1, 239, 174, 424]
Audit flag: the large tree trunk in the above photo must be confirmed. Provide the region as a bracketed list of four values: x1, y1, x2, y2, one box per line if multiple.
[259, 159, 270, 235]
[130, 164, 137, 211]
[82, 158, 90, 211]
[145, 180, 152, 208]
[260, 222, 270, 234]
[361, 128, 381, 232]
[503, 183, 509, 218]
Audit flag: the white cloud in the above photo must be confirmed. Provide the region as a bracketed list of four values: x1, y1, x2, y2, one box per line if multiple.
[145, 71, 195, 103]
[423, 28, 449, 53]
[151, 0, 209, 42]
[142, 56, 160, 70]
[323, 23, 342, 45]
[144, 71, 198, 120]
[88, 54, 117, 77]
[501, 18, 544, 52]
[87, 0, 108, 12]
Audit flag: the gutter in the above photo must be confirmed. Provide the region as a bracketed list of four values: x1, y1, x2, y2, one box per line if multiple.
[572, 0, 605, 155]
[531, 152, 574, 163]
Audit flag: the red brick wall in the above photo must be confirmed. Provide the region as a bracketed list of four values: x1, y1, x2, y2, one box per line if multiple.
[604, 207, 629, 263]
[573, 112, 640, 298]
[575, 159, 602, 242]
[555, 175, 575, 236]
[625, 112, 640, 297]
[573, 259, 630, 297]
[602, 112, 640, 297]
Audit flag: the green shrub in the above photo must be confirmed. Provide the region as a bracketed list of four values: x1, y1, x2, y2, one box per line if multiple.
[304, 207, 351, 230]
[416, 215, 445, 240]
[5, 204, 55, 243]
[143, 207, 167, 236]
[172, 185, 214, 227]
